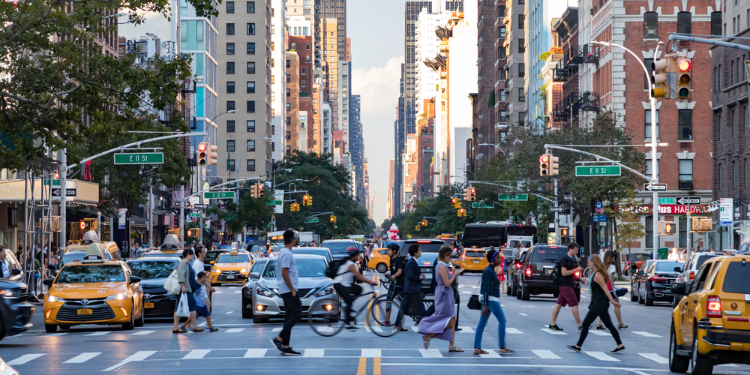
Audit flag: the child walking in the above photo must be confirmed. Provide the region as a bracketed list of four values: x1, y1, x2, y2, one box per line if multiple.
[195, 272, 219, 332]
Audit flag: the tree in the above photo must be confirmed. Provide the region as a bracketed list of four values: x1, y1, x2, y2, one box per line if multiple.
[610, 198, 646, 279]
[207, 182, 274, 238]
[0, 0, 215, 171]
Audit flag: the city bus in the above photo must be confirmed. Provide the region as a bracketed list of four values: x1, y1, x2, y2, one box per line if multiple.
[461, 222, 536, 250]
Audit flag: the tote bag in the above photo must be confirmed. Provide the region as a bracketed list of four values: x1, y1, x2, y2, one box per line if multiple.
[176, 294, 190, 317]
[164, 270, 181, 295]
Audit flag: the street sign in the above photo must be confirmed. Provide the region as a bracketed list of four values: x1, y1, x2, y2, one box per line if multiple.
[498, 194, 528, 201]
[52, 188, 76, 197]
[267, 200, 283, 205]
[592, 215, 599, 222]
[204, 191, 236, 199]
[575, 165, 621, 176]
[304, 218, 320, 223]
[472, 202, 493, 208]
[644, 183, 667, 192]
[113, 152, 164, 165]
[659, 198, 675, 204]
[549, 207, 563, 213]
[676, 196, 701, 205]
[193, 204, 207, 209]
[44, 179, 61, 186]
[189, 213, 200, 218]
[720, 198, 733, 227]
[595, 201, 603, 213]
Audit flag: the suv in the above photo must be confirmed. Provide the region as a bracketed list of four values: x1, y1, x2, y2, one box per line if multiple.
[401, 239, 446, 295]
[669, 255, 750, 374]
[320, 239, 361, 262]
[518, 245, 580, 301]
[506, 248, 529, 297]
[672, 252, 723, 307]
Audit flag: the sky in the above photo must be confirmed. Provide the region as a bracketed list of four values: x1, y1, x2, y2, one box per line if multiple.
[349, 0, 407, 226]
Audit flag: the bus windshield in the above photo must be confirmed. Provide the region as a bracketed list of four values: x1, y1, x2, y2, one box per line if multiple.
[462, 225, 506, 247]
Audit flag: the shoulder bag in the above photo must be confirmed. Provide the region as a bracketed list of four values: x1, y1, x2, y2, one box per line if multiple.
[164, 269, 181, 295]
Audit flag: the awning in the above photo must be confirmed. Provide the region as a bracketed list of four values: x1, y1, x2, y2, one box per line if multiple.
[0, 179, 99, 205]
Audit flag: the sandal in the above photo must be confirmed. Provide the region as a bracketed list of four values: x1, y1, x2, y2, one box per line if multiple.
[209, 327, 220, 332]
[498, 348, 515, 354]
[422, 335, 431, 349]
[596, 325, 605, 330]
[172, 328, 187, 334]
[474, 348, 489, 355]
[618, 323, 628, 329]
[192, 327, 205, 333]
[448, 346, 464, 352]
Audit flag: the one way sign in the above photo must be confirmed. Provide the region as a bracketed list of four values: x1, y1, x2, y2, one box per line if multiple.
[52, 188, 76, 197]
[677, 196, 700, 205]
[643, 183, 667, 191]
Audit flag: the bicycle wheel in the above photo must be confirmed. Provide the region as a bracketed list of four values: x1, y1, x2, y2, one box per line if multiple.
[307, 298, 345, 337]
[366, 297, 402, 337]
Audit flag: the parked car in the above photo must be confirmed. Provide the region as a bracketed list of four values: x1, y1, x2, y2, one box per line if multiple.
[292, 247, 334, 264]
[671, 251, 723, 307]
[517, 245, 580, 301]
[0, 278, 33, 341]
[635, 260, 683, 306]
[506, 248, 529, 297]
[126, 257, 181, 318]
[240, 258, 269, 319]
[629, 259, 654, 301]
[2, 249, 24, 282]
[624, 252, 651, 274]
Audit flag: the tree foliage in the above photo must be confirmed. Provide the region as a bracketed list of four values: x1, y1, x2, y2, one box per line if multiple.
[207, 183, 274, 236]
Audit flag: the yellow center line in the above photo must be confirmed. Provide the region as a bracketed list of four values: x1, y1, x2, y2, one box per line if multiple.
[373, 357, 381, 375]
[356, 357, 367, 375]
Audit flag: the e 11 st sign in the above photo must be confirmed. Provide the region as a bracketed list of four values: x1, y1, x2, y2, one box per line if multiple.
[498, 194, 528, 201]
[114, 152, 164, 165]
[575, 165, 621, 176]
[204, 191, 236, 199]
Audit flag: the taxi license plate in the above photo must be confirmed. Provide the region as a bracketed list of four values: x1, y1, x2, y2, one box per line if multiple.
[144, 302, 154, 309]
[77, 309, 93, 315]
[227, 275, 235, 280]
[473, 260, 479, 263]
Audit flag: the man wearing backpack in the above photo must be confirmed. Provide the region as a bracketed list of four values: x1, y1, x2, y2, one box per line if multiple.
[548, 243, 583, 331]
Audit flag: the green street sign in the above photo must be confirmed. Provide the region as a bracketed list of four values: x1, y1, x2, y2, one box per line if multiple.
[472, 202, 493, 208]
[189, 213, 200, 218]
[659, 198, 675, 204]
[575, 165, 621, 176]
[305, 218, 320, 223]
[267, 200, 283, 205]
[498, 194, 528, 201]
[204, 191, 235, 199]
[114, 152, 164, 165]
[44, 179, 61, 186]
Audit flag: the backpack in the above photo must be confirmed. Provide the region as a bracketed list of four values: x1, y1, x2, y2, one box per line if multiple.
[551, 258, 565, 287]
[326, 259, 351, 280]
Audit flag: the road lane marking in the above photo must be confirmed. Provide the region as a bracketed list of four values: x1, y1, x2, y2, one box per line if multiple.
[632, 331, 661, 338]
[532, 350, 560, 359]
[584, 351, 619, 362]
[226, 328, 244, 333]
[374, 357, 381, 375]
[272, 328, 282, 332]
[361, 349, 381, 358]
[458, 326, 475, 333]
[378, 363, 670, 372]
[131, 330, 154, 335]
[356, 358, 367, 375]
[225, 311, 234, 314]
[235, 291, 242, 293]
[213, 291, 223, 294]
[183, 350, 211, 359]
[64, 352, 101, 364]
[719, 364, 739, 367]
[103, 351, 156, 371]
[243, 349, 267, 358]
[419, 349, 443, 358]
[304, 349, 324, 357]
[540, 327, 567, 335]
[479, 350, 501, 358]
[410, 326, 418, 332]
[588, 330, 611, 336]
[639, 353, 668, 364]
[46, 333, 67, 337]
[86, 331, 109, 336]
[506, 328, 523, 334]
[8, 354, 45, 365]
[519, 313, 528, 316]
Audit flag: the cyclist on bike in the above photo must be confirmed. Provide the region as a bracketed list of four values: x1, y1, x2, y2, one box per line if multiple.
[333, 246, 376, 330]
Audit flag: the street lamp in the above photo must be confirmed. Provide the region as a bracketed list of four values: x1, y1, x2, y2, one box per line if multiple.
[478, 143, 507, 156]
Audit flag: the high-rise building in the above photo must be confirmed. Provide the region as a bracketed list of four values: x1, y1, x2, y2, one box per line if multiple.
[394, 66, 406, 214]
[415, 8, 451, 121]
[316, 0, 347, 59]
[271, 0, 287, 162]
[503, 0, 527, 126]
[551, 7, 580, 128]
[286, 51, 300, 155]
[289, 33, 315, 152]
[405, 1, 434, 137]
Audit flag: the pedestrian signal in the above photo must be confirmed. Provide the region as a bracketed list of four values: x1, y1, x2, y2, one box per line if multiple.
[659, 221, 677, 235]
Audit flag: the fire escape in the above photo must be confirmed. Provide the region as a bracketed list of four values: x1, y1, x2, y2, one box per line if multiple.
[552, 44, 601, 124]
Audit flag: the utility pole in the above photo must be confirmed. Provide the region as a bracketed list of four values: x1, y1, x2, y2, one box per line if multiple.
[60, 149, 67, 249]
[554, 179, 559, 243]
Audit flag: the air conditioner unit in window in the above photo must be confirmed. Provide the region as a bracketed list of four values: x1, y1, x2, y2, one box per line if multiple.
[679, 181, 693, 190]
[590, 7, 596, 15]
[644, 26, 657, 37]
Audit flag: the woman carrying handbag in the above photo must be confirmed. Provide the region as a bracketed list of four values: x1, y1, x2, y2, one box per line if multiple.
[173, 249, 204, 334]
[418, 246, 463, 352]
[474, 248, 514, 355]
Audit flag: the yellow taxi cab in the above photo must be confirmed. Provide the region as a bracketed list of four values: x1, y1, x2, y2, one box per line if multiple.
[210, 252, 255, 285]
[367, 248, 390, 273]
[669, 255, 750, 374]
[101, 241, 122, 261]
[460, 247, 489, 272]
[42, 244, 144, 333]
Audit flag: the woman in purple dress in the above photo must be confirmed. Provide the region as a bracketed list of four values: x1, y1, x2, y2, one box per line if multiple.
[419, 246, 463, 352]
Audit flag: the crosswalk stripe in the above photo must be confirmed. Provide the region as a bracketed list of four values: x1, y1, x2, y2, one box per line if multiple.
[584, 351, 619, 362]
[64, 353, 101, 364]
[213, 291, 223, 294]
[131, 330, 154, 335]
[519, 313, 528, 316]
[719, 364, 739, 367]
[532, 350, 560, 359]
[639, 353, 668, 364]
[410, 326, 418, 332]
[458, 326, 475, 333]
[86, 331, 109, 336]
[243, 349, 267, 358]
[271, 327, 282, 332]
[419, 349, 443, 358]
[540, 327, 567, 335]
[506, 328, 523, 334]
[226, 328, 244, 333]
[46, 333, 67, 337]
[7, 354, 45, 365]
[588, 330, 611, 336]
[225, 311, 234, 314]
[632, 331, 661, 338]
[183, 350, 211, 359]
[104, 351, 156, 372]
[304, 349, 324, 357]
[479, 350, 501, 358]
[361, 349, 381, 358]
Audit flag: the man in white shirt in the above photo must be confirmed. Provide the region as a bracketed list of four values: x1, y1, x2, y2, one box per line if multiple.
[192, 247, 206, 280]
[0, 246, 10, 279]
[271, 230, 301, 356]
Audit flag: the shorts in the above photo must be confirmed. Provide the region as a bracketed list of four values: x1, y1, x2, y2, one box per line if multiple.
[556, 286, 579, 307]
[174, 292, 198, 312]
[196, 305, 211, 317]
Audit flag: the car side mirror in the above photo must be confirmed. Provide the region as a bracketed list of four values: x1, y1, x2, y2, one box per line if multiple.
[129, 276, 141, 284]
[10, 268, 21, 276]
[43, 278, 54, 286]
[209, 261, 215, 265]
[671, 283, 686, 295]
[249, 272, 260, 280]
[674, 267, 682, 272]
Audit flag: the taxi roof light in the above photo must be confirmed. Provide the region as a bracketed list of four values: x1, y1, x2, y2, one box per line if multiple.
[82, 244, 105, 263]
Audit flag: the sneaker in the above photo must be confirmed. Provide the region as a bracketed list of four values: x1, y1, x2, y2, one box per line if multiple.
[346, 325, 359, 330]
[270, 338, 285, 354]
[566, 345, 581, 353]
[611, 346, 625, 354]
[283, 348, 301, 356]
[548, 324, 563, 331]
[455, 327, 463, 332]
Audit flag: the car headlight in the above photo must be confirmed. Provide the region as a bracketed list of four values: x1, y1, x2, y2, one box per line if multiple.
[105, 293, 127, 301]
[240, 268, 249, 273]
[256, 284, 276, 298]
[314, 285, 333, 297]
[47, 294, 65, 303]
[211, 269, 220, 273]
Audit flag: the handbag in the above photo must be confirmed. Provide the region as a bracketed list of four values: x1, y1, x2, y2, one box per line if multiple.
[175, 294, 190, 317]
[467, 277, 482, 310]
[164, 269, 181, 295]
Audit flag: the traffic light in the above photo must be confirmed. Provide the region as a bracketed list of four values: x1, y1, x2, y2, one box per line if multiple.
[457, 208, 467, 217]
[250, 184, 258, 198]
[651, 57, 671, 99]
[452, 198, 461, 209]
[207, 144, 218, 165]
[462, 188, 470, 201]
[197, 142, 207, 165]
[416, 225, 421, 231]
[422, 219, 428, 227]
[691, 217, 712, 233]
[550, 155, 560, 176]
[257, 183, 264, 198]
[467, 187, 476, 201]
[560, 227, 569, 238]
[290, 203, 300, 212]
[330, 215, 337, 225]
[659, 221, 676, 235]
[540, 154, 550, 176]
[187, 228, 200, 237]
[303, 194, 311, 206]
[676, 58, 692, 99]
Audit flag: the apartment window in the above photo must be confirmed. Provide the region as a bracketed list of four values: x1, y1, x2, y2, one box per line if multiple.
[244, 81, 254, 93]
[498, 6, 506, 18]
[518, 112, 525, 124]
[645, 109, 659, 139]
[643, 12, 658, 38]
[731, 108, 736, 137]
[678, 109, 692, 140]
[247, 23, 255, 35]
[286, 59, 290, 68]
[645, 216, 653, 248]
[286, 146, 291, 155]
[518, 14, 524, 29]
[286, 88, 290, 97]
[227, 140, 236, 152]
[679, 160, 693, 183]
[227, 159, 236, 172]
[498, 48, 506, 59]
[519, 63, 525, 77]
[247, 159, 256, 172]
[247, 62, 255, 74]
[677, 12, 692, 34]
[500, 90, 507, 101]
[226, 23, 235, 35]
[227, 120, 235, 133]
[645, 158, 660, 182]
[518, 39, 525, 53]
[498, 26, 506, 39]
[499, 68, 507, 80]
[247, 42, 255, 54]
[226, 1, 234, 13]
[733, 161, 737, 188]
[644, 58, 653, 89]
[499, 111, 507, 122]
[285, 117, 291, 126]
[227, 81, 235, 93]
[286, 74, 290, 83]
[301, 68, 306, 75]
[227, 101, 235, 111]
[246, 1, 255, 13]
[247, 120, 255, 132]
[247, 101, 255, 113]
[247, 140, 255, 151]
[226, 43, 235, 55]
[286, 130, 291, 140]
[286, 103, 291, 111]
[710, 11, 722, 36]
[518, 0, 524, 4]
[518, 88, 525, 102]
[227, 62, 235, 74]
[307, 43, 311, 50]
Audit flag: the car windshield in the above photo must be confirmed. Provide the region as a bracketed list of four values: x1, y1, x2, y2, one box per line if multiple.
[655, 261, 683, 272]
[503, 250, 514, 258]
[419, 253, 440, 266]
[293, 250, 331, 261]
[127, 260, 177, 279]
[531, 247, 566, 262]
[263, 258, 328, 278]
[251, 259, 268, 273]
[694, 255, 716, 270]
[205, 252, 222, 261]
[56, 265, 125, 283]
[722, 262, 750, 293]
[144, 252, 181, 258]
[465, 250, 485, 258]
[321, 242, 356, 255]
[217, 254, 251, 263]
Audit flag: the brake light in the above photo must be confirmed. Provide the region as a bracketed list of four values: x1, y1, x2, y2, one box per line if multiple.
[525, 265, 532, 277]
[423, 262, 431, 265]
[515, 262, 522, 269]
[652, 275, 668, 282]
[462, 255, 465, 261]
[417, 241, 431, 244]
[689, 271, 695, 281]
[706, 296, 722, 318]
[574, 271, 580, 278]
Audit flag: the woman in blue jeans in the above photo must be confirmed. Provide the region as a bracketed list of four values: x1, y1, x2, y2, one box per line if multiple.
[474, 248, 514, 355]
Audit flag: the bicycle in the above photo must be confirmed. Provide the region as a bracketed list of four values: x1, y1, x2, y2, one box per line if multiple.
[307, 277, 403, 338]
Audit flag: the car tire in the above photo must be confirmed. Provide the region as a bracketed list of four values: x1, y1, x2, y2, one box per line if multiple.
[242, 296, 253, 319]
[122, 307, 135, 330]
[45, 324, 57, 333]
[669, 323, 689, 373]
[521, 284, 530, 300]
[645, 288, 654, 306]
[506, 281, 512, 296]
[511, 280, 517, 297]
[135, 304, 145, 327]
[638, 285, 645, 304]
[376, 263, 388, 273]
[691, 328, 714, 375]
[630, 284, 638, 302]
[515, 282, 522, 299]
[673, 295, 681, 308]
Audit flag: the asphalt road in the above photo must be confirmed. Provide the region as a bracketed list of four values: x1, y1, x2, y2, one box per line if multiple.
[2, 271, 749, 375]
